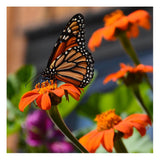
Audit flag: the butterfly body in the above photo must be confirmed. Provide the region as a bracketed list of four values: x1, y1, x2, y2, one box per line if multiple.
[41, 14, 94, 88]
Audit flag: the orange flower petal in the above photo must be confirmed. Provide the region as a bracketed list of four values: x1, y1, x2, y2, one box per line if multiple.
[41, 93, 51, 110]
[120, 63, 127, 68]
[79, 130, 95, 145]
[103, 63, 133, 84]
[124, 114, 152, 125]
[104, 10, 124, 26]
[122, 114, 151, 136]
[114, 121, 133, 138]
[51, 88, 65, 97]
[103, 73, 117, 84]
[19, 90, 40, 112]
[138, 18, 151, 30]
[36, 94, 43, 109]
[79, 130, 97, 152]
[134, 64, 153, 73]
[79, 130, 104, 153]
[130, 122, 147, 136]
[60, 83, 81, 94]
[103, 70, 126, 84]
[104, 63, 153, 84]
[127, 10, 151, 30]
[103, 16, 129, 41]
[102, 26, 116, 41]
[89, 9, 151, 47]
[66, 91, 80, 101]
[51, 83, 81, 101]
[120, 63, 133, 71]
[101, 129, 114, 152]
[114, 16, 129, 30]
[88, 28, 104, 52]
[88, 130, 104, 153]
[60, 83, 81, 100]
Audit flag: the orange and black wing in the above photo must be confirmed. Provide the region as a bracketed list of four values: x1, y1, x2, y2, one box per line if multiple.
[47, 13, 85, 68]
[44, 13, 94, 88]
[54, 46, 94, 88]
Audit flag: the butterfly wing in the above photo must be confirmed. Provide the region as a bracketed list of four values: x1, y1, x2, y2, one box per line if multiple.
[44, 13, 94, 88]
[54, 46, 94, 88]
[47, 13, 85, 68]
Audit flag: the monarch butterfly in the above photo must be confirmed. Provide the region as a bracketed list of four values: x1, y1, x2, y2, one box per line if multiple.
[41, 13, 94, 88]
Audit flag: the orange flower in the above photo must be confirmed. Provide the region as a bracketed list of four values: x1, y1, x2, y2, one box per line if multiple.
[103, 63, 153, 85]
[79, 109, 151, 153]
[19, 80, 82, 112]
[88, 9, 151, 51]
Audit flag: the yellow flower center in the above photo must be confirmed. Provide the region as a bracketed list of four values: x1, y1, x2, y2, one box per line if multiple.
[95, 109, 122, 131]
[35, 80, 57, 94]
[104, 10, 125, 26]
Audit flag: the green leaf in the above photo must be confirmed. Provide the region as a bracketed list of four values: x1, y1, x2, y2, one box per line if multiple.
[7, 99, 29, 135]
[98, 92, 115, 112]
[16, 65, 36, 83]
[58, 95, 79, 118]
[7, 119, 21, 135]
[77, 93, 102, 119]
[7, 65, 36, 100]
[7, 74, 20, 99]
[113, 85, 142, 115]
[7, 65, 36, 135]
[77, 82, 152, 120]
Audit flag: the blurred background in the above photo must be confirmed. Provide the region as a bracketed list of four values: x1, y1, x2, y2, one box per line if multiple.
[7, 7, 153, 153]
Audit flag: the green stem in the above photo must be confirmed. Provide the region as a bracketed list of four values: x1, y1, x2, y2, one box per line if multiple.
[118, 32, 153, 91]
[114, 132, 128, 153]
[132, 86, 153, 122]
[118, 32, 140, 65]
[47, 105, 89, 153]
[144, 74, 153, 91]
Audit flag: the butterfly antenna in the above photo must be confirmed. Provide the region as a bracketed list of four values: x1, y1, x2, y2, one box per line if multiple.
[25, 73, 41, 88]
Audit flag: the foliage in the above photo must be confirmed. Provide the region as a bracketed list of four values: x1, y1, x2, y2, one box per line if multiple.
[76, 82, 153, 120]
[7, 8, 153, 153]
[7, 65, 36, 135]
[7, 65, 153, 153]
